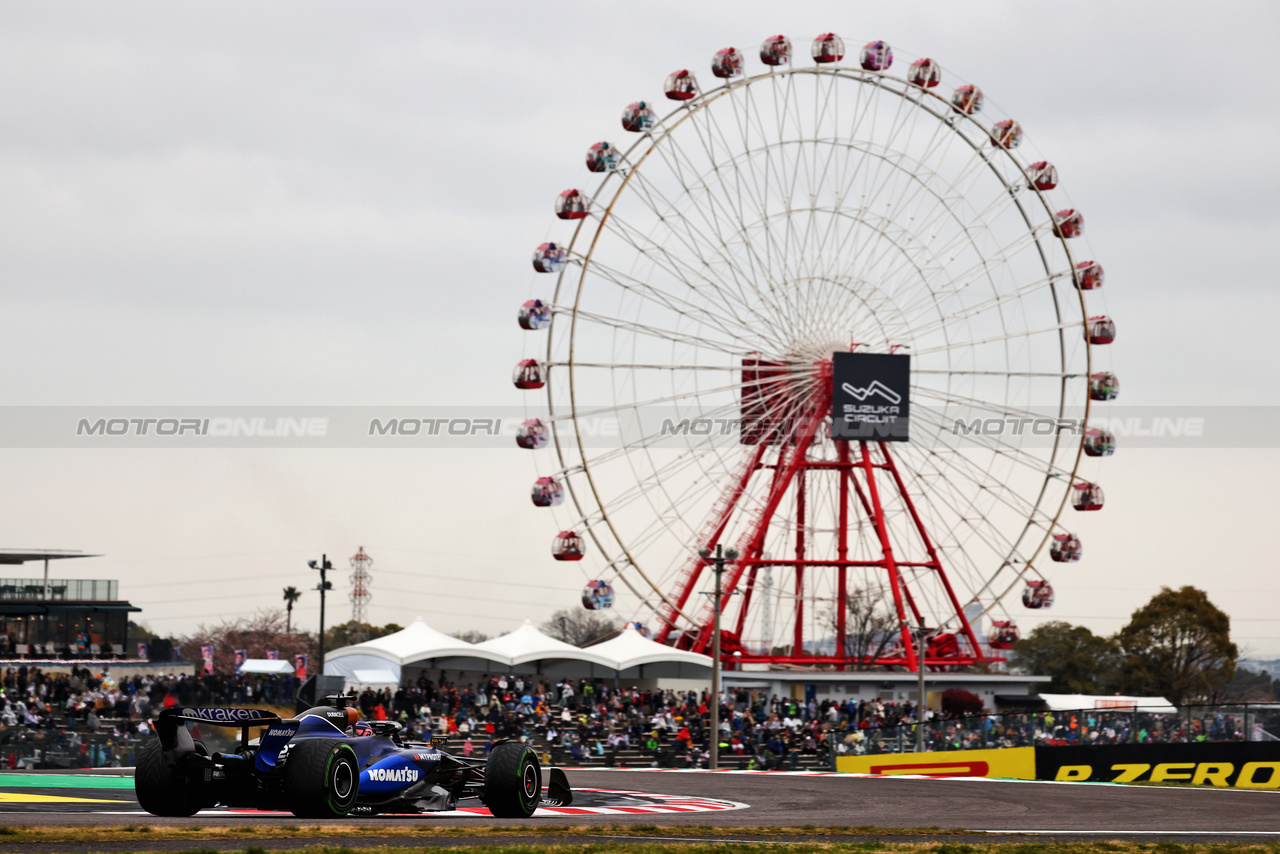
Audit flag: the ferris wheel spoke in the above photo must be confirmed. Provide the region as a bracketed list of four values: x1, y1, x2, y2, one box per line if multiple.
[860, 144, 1017, 313]
[582, 255, 765, 347]
[719, 83, 812, 337]
[647, 134, 807, 336]
[894, 270, 1069, 341]
[910, 319, 1086, 357]
[871, 187, 1031, 323]
[641, 132, 783, 297]
[914, 368, 1072, 378]
[826, 96, 965, 287]
[910, 384, 1069, 423]
[594, 192, 797, 345]
[900, 443, 1040, 540]
[565, 306, 746, 356]
[829, 80, 930, 281]
[882, 218, 1052, 330]
[891, 444, 1027, 562]
[822, 145, 991, 329]
[910, 407, 1073, 503]
[546, 373, 818, 477]
[865, 445, 1019, 623]
[563, 368, 816, 422]
[873, 156, 1056, 332]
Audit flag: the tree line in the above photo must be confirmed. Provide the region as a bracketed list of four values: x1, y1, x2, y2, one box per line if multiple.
[1009, 585, 1258, 705]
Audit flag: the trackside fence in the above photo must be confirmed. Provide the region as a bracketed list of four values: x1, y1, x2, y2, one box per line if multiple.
[838, 703, 1280, 757]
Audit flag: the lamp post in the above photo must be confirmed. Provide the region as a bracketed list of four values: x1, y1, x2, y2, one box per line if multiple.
[308, 554, 334, 671]
[913, 625, 931, 752]
[698, 543, 738, 770]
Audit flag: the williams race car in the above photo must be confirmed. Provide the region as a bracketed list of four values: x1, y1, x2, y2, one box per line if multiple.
[135, 695, 572, 817]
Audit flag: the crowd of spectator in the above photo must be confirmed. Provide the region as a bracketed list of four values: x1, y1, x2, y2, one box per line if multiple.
[874, 708, 1254, 752]
[0, 665, 298, 769]
[0, 664, 1267, 770]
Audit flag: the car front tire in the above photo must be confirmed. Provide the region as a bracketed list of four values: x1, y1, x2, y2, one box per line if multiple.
[484, 742, 542, 818]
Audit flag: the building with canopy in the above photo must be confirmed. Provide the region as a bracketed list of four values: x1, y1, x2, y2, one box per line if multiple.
[0, 549, 139, 659]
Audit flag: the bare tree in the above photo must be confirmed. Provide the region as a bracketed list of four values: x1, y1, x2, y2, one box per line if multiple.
[541, 609, 617, 647]
[183, 609, 314, 673]
[833, 586, 898, 669]
[450, 630, 490, 644]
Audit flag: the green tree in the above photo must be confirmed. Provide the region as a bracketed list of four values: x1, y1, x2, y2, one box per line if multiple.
[1008, 620, 1122, 693]
[324, 620, 403, 651]
[1117, 586, 1237, 705]
[282, 586, 303, 633]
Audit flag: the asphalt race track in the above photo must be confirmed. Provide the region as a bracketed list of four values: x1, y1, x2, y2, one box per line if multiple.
[2, 769, 1280, 845]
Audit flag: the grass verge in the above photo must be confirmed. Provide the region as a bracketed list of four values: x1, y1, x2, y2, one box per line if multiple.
[8, 842, 1280, 854]
[0, 824, 972, 843]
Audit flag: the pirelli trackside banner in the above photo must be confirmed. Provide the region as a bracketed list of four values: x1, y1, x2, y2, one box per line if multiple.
[837, 743, 1280, 789]
[836, 747, 1035, 779]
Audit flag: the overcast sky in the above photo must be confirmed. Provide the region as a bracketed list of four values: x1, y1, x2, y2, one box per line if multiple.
[3, 2, 1280, 659]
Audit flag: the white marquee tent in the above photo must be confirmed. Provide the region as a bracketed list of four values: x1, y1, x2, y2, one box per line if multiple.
[323, 618, 711, 684]
[238, 658, 295, 675]
[587, 626, 716, 678]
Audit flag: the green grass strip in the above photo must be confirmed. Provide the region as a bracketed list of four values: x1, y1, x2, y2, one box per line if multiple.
[37, 843, 1280, 854]
[0, 773, 135, 790]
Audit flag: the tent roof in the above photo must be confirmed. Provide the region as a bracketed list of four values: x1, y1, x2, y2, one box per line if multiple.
[587, 626, 713, 670]
[1037, 693, 1178, 715]
[238, 659, 294, 675]
[329, 618, 712, 674]
[473, 619, 615, 667]
[326, 617, 484, 666]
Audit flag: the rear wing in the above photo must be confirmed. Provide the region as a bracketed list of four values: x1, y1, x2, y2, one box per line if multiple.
[163, 706, 282, 727]
[156, 706, 282, 754]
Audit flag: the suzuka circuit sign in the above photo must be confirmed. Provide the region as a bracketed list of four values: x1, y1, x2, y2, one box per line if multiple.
[831, 352, 911, 442]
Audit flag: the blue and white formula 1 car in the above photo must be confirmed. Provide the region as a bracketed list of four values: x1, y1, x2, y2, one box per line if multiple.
[135, 695, 571, 818]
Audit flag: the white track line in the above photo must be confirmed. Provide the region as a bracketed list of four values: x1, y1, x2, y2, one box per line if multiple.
[986, 831, 1280, 836]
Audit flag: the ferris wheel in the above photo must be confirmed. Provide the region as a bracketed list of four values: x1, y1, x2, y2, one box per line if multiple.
[513, 34, 1116, 670]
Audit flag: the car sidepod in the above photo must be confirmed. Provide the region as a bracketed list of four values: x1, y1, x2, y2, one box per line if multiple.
[357, 749, 452, 811]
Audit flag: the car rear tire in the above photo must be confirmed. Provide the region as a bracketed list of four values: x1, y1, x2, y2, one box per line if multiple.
[484, 742, 541, 818]
[134, 738, 204, 817]
[283, 739, 360, 818]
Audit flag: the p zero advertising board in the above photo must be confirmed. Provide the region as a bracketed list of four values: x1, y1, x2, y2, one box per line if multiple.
[837, 743, 1280, 789]
[1036, 743, 1280, 788]
[831, 352, 910, 442]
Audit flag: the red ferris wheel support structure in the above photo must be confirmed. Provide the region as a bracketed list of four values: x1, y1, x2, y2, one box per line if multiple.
[654, 357, 990, 672]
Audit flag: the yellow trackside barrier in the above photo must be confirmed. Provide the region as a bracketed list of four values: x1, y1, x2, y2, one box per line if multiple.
[836, 746, 1036, 779]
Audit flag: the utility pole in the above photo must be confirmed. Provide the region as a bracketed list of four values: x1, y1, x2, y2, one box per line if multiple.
[699, 543, 738, 770]
[914, 625, 929, 752]
[308, 554, 334, 670]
